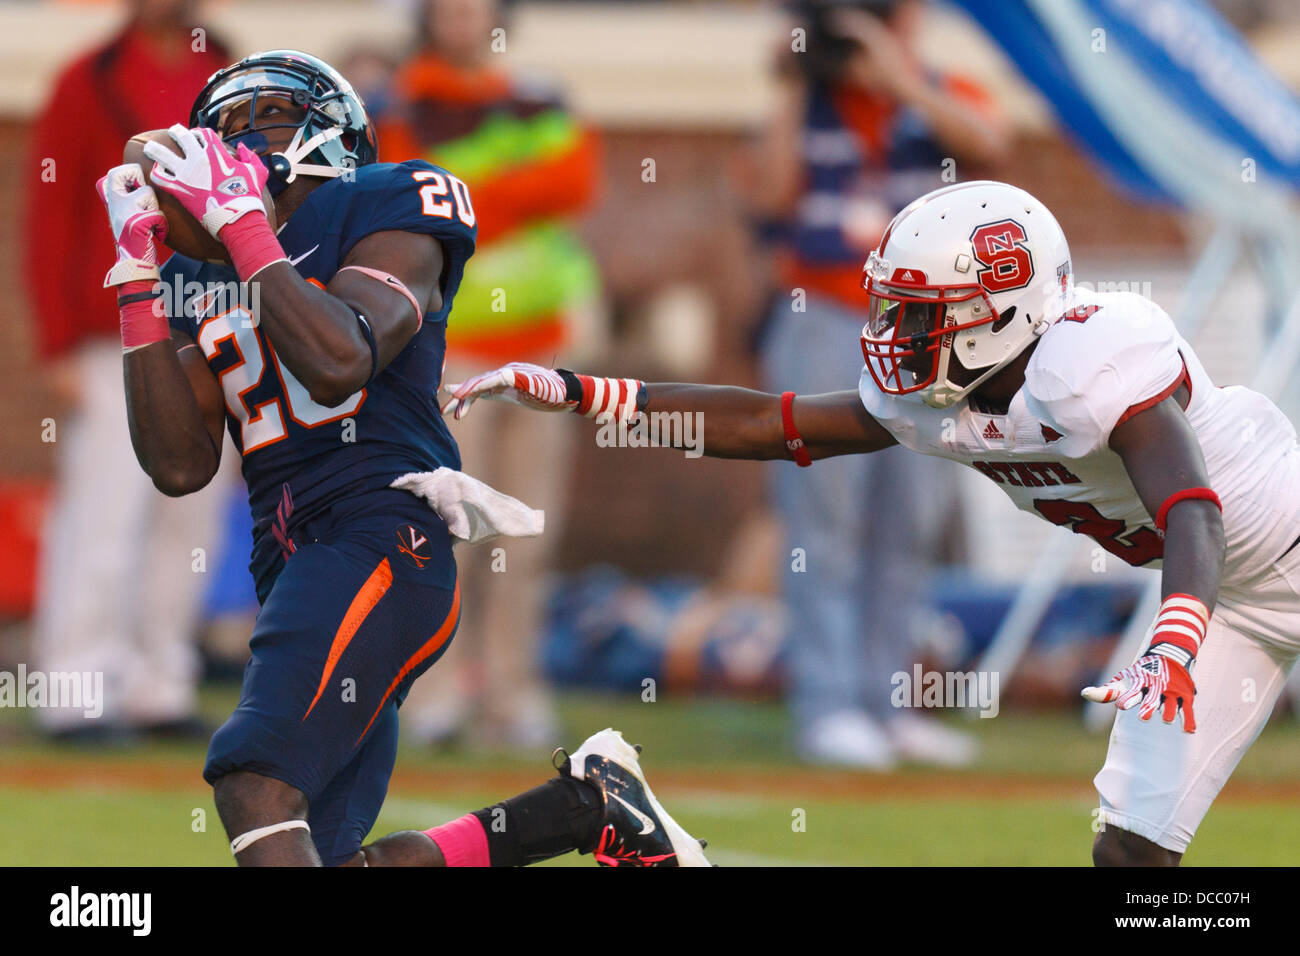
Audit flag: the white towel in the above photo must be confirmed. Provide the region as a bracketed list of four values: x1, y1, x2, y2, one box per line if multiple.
[390, 468, 544, 545]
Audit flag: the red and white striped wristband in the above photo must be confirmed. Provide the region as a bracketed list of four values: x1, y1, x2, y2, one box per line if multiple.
[1146, 593, 1210, 670]
[559, 370, 645, 423]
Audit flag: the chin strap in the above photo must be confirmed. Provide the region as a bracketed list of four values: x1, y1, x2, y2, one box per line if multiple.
[269, 124, 347, 185]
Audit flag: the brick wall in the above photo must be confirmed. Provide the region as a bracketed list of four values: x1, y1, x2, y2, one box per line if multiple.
[0, 120, 57, 479]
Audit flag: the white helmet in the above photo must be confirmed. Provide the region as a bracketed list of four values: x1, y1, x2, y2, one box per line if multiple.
[859, 180, 1073, 408]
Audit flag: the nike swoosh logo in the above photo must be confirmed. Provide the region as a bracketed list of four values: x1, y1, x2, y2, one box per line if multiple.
[610, 792, 656, 836]
[289, 245, 319, 266]
[186, 289, 218, 317]
[213, 145, 237, 178]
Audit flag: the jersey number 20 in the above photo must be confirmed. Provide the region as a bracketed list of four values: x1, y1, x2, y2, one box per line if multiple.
[413, 171, 475, 227]
[198, 307, 364, 454]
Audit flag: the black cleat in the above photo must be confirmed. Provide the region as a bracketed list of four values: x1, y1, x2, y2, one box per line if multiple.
[554, 728, 711, 866]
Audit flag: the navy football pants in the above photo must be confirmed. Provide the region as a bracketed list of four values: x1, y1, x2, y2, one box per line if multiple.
[205, 494, 459, 865]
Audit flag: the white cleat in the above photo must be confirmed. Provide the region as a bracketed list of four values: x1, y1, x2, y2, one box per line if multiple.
[885, 713, 979, 768]
[557, 728, 712, 867]
[797, 710, 898, 770]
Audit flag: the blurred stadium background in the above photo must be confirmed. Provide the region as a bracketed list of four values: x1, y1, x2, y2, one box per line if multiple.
[1, 0, 1299, 866]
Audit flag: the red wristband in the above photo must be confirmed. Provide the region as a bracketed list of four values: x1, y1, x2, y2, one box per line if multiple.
[781, 391, 812, 467]
[219, 214, 288, 281]
[1154, 487, 1221, 532]
[118, 279, 169, 351]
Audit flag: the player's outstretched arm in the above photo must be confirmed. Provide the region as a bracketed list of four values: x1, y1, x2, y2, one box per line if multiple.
[441, 362, 897, 461]
[644, 384, 897, 460]
[1081, 393, 1226, 733]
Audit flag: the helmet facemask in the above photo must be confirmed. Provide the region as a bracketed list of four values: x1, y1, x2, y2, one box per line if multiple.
[191, 55, 377, 196]
[860, 264, 1011, 408]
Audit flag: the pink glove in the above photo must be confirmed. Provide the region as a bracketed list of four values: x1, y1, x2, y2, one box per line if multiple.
[96, 164, 170, 351]
[144, 125, 269, 237]
[144, 125, 286, 280]
[96, 163, 168, 288]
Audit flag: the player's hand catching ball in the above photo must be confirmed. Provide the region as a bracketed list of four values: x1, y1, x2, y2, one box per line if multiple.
[143, 124, 270, 241]
[1082, 593, 1208, 733]
[96, 163, 168, 288]
[441, 362, 645, 424]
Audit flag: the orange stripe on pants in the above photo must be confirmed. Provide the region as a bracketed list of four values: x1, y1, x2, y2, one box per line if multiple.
[302, 557, 394, 721]
[355, 581, 461, 746]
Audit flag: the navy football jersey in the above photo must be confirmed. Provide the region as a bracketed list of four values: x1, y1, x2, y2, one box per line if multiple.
[162, 160, 477, 598]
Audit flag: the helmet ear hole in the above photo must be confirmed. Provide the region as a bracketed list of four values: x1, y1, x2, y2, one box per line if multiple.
[990, 305, 1018, 334]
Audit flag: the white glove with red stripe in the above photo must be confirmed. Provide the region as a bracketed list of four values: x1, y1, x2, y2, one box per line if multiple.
[1082, 593, 1208, 733]
[441, 361, 645, 423]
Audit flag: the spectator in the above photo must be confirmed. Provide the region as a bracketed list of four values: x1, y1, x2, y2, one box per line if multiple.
[23, 0, 234, 741]
[750, 0, 1007, 768]
[377, 0, 603, 749]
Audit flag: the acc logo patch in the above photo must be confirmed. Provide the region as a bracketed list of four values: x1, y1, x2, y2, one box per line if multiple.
[395, 524, 432, 569]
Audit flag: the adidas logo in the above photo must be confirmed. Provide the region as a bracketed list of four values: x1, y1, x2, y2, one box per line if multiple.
[900, 270, 914, 281]
[982, 420, 1004, 441]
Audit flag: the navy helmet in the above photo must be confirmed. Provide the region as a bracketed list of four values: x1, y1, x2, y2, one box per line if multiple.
[190, 50, 378, 194]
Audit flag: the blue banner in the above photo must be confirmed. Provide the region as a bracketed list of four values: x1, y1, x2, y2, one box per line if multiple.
[948, 0, 1300, 215]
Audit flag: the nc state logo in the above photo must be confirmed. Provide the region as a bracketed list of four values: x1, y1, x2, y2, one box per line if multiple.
[395, 524, 432, 569]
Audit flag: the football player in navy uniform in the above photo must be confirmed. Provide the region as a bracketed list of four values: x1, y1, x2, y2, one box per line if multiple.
[95, 50, 708, 867]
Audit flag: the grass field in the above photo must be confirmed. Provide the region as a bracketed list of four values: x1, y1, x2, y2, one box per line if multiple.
[3, 688, 1298, 866]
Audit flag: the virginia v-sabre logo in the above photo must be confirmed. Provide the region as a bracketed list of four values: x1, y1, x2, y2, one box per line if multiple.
[50, 886, 151, 936]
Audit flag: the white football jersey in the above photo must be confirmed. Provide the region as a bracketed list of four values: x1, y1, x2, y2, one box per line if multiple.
[859, 288, 1300, 588]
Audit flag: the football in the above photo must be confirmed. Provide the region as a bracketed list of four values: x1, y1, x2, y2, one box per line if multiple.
[123, 129, 277, 264]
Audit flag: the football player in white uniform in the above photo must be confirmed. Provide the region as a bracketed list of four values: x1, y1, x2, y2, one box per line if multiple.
[443, 181, 1300, 866]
